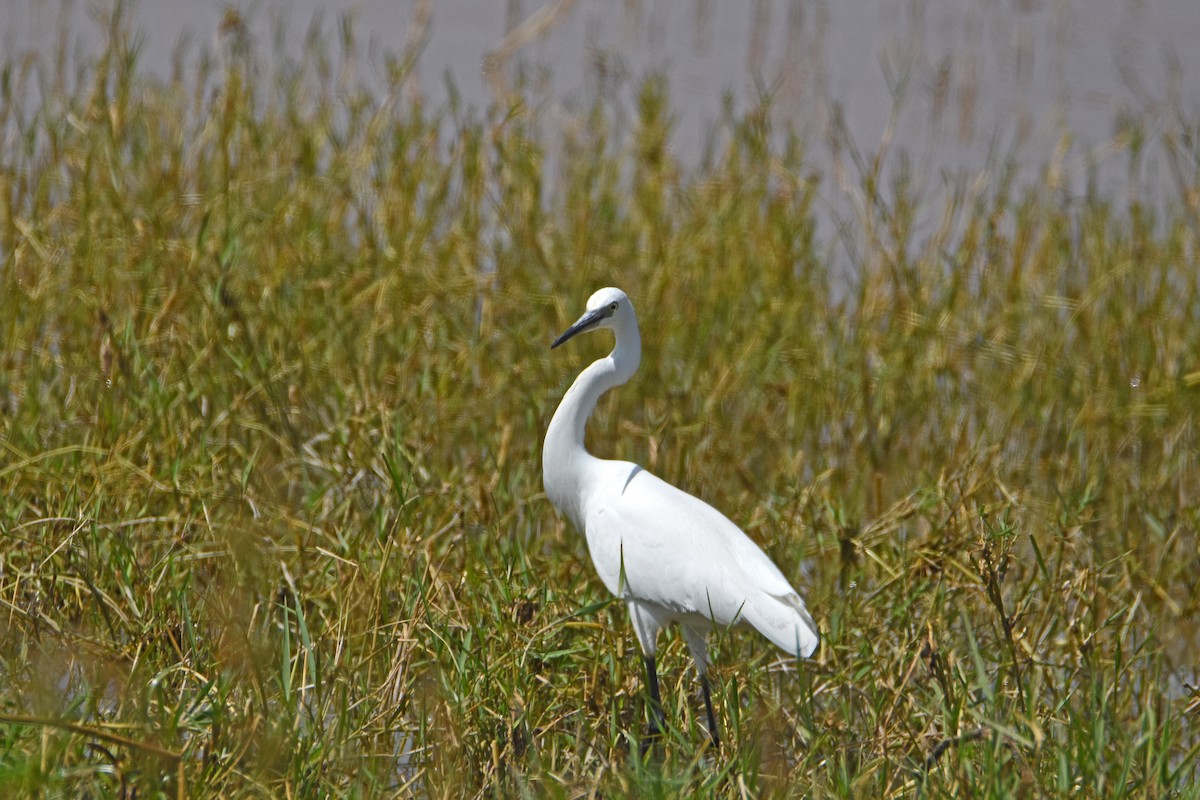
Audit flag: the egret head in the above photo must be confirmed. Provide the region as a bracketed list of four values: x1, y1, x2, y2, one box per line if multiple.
[551, 287, 633, 349]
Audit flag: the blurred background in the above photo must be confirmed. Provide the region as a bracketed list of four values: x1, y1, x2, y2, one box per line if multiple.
[5, 0, 1199, 246]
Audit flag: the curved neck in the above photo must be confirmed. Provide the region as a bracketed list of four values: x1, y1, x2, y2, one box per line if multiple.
[543, 319, 641, 529]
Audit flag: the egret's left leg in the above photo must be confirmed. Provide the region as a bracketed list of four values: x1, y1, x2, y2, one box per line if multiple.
[643, 655, 665, 741]
[683, 626, 720, 749]
[628, 601, 666, 755]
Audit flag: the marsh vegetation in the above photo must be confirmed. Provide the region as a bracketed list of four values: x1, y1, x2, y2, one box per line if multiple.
[1, 8, 1198, 798]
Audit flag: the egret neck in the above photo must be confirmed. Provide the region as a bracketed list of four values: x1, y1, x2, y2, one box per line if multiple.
[542, 311, 642, 532]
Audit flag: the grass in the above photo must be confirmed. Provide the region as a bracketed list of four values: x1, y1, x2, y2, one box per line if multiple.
[2, 8, 1199, 798]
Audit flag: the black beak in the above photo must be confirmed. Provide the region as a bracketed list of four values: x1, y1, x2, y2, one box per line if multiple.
[551, 307, 608, 349]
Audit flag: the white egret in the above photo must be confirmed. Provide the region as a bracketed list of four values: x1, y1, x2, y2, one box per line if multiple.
[543, 287, 819, 750]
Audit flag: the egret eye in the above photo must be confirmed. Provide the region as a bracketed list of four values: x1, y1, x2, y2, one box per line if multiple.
[609, 302, 618, 311]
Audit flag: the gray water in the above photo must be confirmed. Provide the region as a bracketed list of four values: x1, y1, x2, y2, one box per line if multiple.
[3, 0, 1199, 252]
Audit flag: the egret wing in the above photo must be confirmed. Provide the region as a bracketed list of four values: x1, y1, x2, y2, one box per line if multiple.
[583, 462, 817, 657]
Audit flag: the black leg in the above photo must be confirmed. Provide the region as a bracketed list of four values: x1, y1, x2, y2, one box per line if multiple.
[700, 673, 720, 749]
[640, 655, 665, 757]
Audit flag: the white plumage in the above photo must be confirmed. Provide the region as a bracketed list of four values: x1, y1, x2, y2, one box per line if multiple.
[542, 286, 818, 749]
